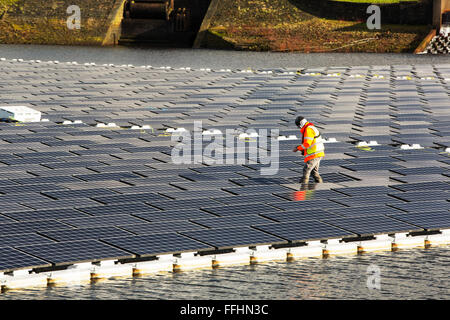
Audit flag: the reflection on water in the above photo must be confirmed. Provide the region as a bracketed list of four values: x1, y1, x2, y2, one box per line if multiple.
[1, 246, 448, 300]
[291, 189, 316, 201]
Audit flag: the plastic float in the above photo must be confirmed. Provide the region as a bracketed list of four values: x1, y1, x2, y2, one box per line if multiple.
[277, 135, 298, 141]
[91, 260, 133, 279]
[358, 235, 394, 253]
[202, 129, 222, 135]
[0, 106, 41, 122]
[357, 141, 379, 147]
[392, 233, 427, 249]
[47, 263, 92, 284]
[132, 255, 174, 275]
[286, 241, 323, 259]
[166, 127, 187, 133]
[212, 247, 251, 267]
[173, 252, 213, 271]
[249, 245, 288, 264]
[400, 144, 423, 150]
[323, 137, 338, 143]
[1, 270, 47, 290]
[323, 239, 358, 255]
[425, 229, 450, 247]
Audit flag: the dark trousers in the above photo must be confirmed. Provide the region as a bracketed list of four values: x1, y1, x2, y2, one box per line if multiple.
[301, 157, 322, 183]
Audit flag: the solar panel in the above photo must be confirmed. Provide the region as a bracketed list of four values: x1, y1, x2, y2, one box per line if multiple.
[387, 211, 450, 231]
[92, 192, 169, 205]
[332, 186, 394, 196]
[201, 203, 280, 217]
[4, 208, 90, 221]
[0, 233, 55, 248]
[75, 172, 141, 182]
[12, 176, 81, 185]
[213, 194, 287, 205]
[78, 203, 160, 216]
[39, 226, 134, 242]
[253, 220, 355, 242]
[389, 181, 450, 192]
[388, 200, 450, 213]
[389, 190, 449, 202]
[132, 209, 215, 222]
[191, 214, 274, 229]
[273, 189, 347, 201]
[330, 195, 405, 207]
[322, 215, 423, 236]
[0, 214, 14, 224]
[269, 199, 345, 211]
[319, 172, 360, 183]
[390, 174, 446, 184]
[342, 162, 405, 171]
[17, 240, 133, 265]
[0, 220, 72, 236]
[23, 198, 101, 210]
[42, 188, 118, 200]
[326, 205, 405, 217]
[390, 166, 446, 176]
[261, 209, 340, 222]
[0, 247, 50, 272]
[148, 198, 223, 210]
[0, 184, 66, 194]
[181, 226, 286, 249]
[222, 185, 293, 195]
[119, 220, 205, 235]
[229, 177, 291, 186]
[160, 189, 232, 200]
[60, 214, 145, 228]
[102, 233, 212, 257]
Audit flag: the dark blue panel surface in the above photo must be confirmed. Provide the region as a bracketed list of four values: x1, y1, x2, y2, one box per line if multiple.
[0, 247, 50, 272]
[78, 203, 160, 216]
[40, 226, 134, 242]
[388, 211, 450, 231]
[120, 220, 205, 235]
[0, 233, 55, 248]
[18, 240, 133, 265]
[181, 226, 286, 249]
[322, 215, 423, 236]
[0, 220, 72, 236]
[254, 220, 355, 242]
[192, 214, 274, 229]
[201, 203, 280, 217]
[102, 233, 212, 257]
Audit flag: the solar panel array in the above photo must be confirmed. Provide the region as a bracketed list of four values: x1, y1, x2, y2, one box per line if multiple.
[0, 59, 449, 272]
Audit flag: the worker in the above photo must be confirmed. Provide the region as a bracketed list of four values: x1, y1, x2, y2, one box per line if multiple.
[292, 116, 325, 184]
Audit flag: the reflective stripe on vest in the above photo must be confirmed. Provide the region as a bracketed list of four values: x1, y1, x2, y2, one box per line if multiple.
[304, 125, 324, 156]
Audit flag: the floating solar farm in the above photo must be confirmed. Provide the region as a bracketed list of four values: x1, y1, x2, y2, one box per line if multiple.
[0, 58, 449, 289]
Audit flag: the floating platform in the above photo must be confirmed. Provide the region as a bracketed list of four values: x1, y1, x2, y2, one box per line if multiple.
[0, 58, 449, 291]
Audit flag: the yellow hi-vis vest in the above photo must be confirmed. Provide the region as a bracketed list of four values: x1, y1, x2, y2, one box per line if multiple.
[296, 122, 325, 162]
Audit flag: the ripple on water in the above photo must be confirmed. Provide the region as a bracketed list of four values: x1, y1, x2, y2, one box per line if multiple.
[0, 246, 448, 300]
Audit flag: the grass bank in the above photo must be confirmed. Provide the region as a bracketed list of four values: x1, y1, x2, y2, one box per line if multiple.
[0, 0, 117, 45]
[202, 0, 431, 52]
